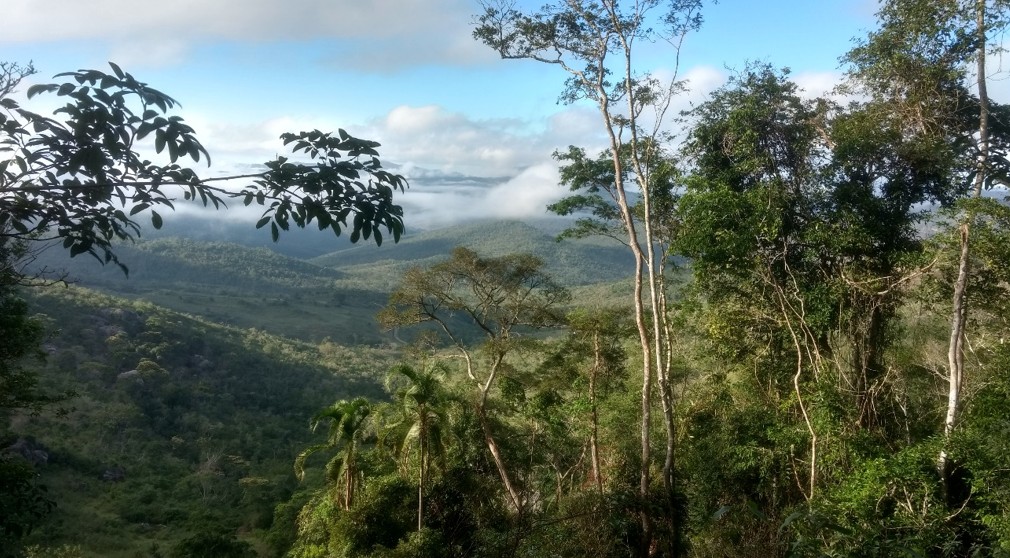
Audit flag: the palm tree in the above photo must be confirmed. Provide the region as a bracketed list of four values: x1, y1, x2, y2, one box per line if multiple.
[385, 363, 451, 531]
[294, 397, 372, 510]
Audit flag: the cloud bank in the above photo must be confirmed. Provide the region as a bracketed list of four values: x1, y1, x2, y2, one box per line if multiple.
[4, 0, 491, 71]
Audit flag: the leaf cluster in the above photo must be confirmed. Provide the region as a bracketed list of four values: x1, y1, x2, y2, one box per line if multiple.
[0, 63, 406, 276]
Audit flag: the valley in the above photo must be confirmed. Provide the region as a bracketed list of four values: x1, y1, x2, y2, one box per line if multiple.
[9, 219, 639, 557]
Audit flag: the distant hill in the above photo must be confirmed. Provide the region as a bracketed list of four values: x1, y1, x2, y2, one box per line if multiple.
[313, 219, 636, 287]
[28, 239, 392, 345]
[134, 212, 576, 260]
[138, 212, 359, 259]
[25, 220, 639, 345]
[32, 237, 343, 293]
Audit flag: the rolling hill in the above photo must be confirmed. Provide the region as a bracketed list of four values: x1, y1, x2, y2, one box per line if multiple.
[26, 219, 639, 345]
[313, 219, 636, 288]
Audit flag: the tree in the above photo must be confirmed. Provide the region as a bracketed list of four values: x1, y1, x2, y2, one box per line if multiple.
[539, 308, 628, 493]
[169, 532, 254, 558]
[295, 397, 373, 511]
[0, 281, 45, 415]
[384, 363, 453, 531]
[0, 458, 54, 558]
[379, 247, 570, 512]
[0, 62, 35, 100]
[677, 65, 830, 500]
[474, 2, 703, 549]
[845, 0, 1010, 497]
[676, 63, 957, 508]
[0, 62, 406, 277]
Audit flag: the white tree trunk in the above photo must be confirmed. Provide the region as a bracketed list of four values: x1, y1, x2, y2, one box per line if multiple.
[940, 0, 989, 493]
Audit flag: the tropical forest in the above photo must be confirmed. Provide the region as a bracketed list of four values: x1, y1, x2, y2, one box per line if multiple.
[5, 0, 1010, 556]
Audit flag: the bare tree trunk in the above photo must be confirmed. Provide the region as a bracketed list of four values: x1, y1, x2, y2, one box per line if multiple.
[639, 187, 676, 501]
[590, 330, 604, 493]
[651, 266, 676, 497]
[597, 97, 654, 556]
[940, 0, 989, 495]
[941, 222, 971, 491]
[345, 459, 353, 511]
[478, 408, 524, 512]
[616, 25, 680, 549]
[629, 224, 654, 557]
[418, 413, 426, 531]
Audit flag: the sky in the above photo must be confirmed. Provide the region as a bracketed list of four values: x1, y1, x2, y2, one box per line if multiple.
[4, 0, 883, 231]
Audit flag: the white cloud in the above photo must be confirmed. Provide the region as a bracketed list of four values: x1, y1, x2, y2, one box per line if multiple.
[486, 164, 564, 217]
[544, 107, 606, 152]
[172, 102, 574, 228]
[4, 0, 485, 71]
[385, 105, 454, 134]
[667, 65, 728, 125]
[400, 163, 564, 229]
[5, 0, 460, 42]
[361, 105, 562, 177]
[793, 70, 845, 100]
[681, 65, 727, 101]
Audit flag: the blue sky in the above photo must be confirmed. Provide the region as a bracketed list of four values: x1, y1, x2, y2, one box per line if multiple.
[5, 0, 881, 229]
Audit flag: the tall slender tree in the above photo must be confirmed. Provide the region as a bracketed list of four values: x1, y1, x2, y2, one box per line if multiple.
[539, 308, 628, 493]
[474, 2, 703, 549]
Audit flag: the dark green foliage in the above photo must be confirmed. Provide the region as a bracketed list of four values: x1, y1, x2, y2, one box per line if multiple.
[12, 286, 393, 556]
[956, 345, 1010, 551]
[330, 475, 416, 555]
[169, 531, 255, 558]
[0, 458, 55, 557]
[0, 241, 63, 554]
[0, 293, 47, 415]
[265, 489, 313, 556]
[789, 443, 958, 556]
[295, 397, 374, 511]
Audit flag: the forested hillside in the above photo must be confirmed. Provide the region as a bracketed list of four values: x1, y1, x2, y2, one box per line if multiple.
[312, 219, 636, 287]
[12, 287, 396, 557]
[28, 238, 392, 346]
